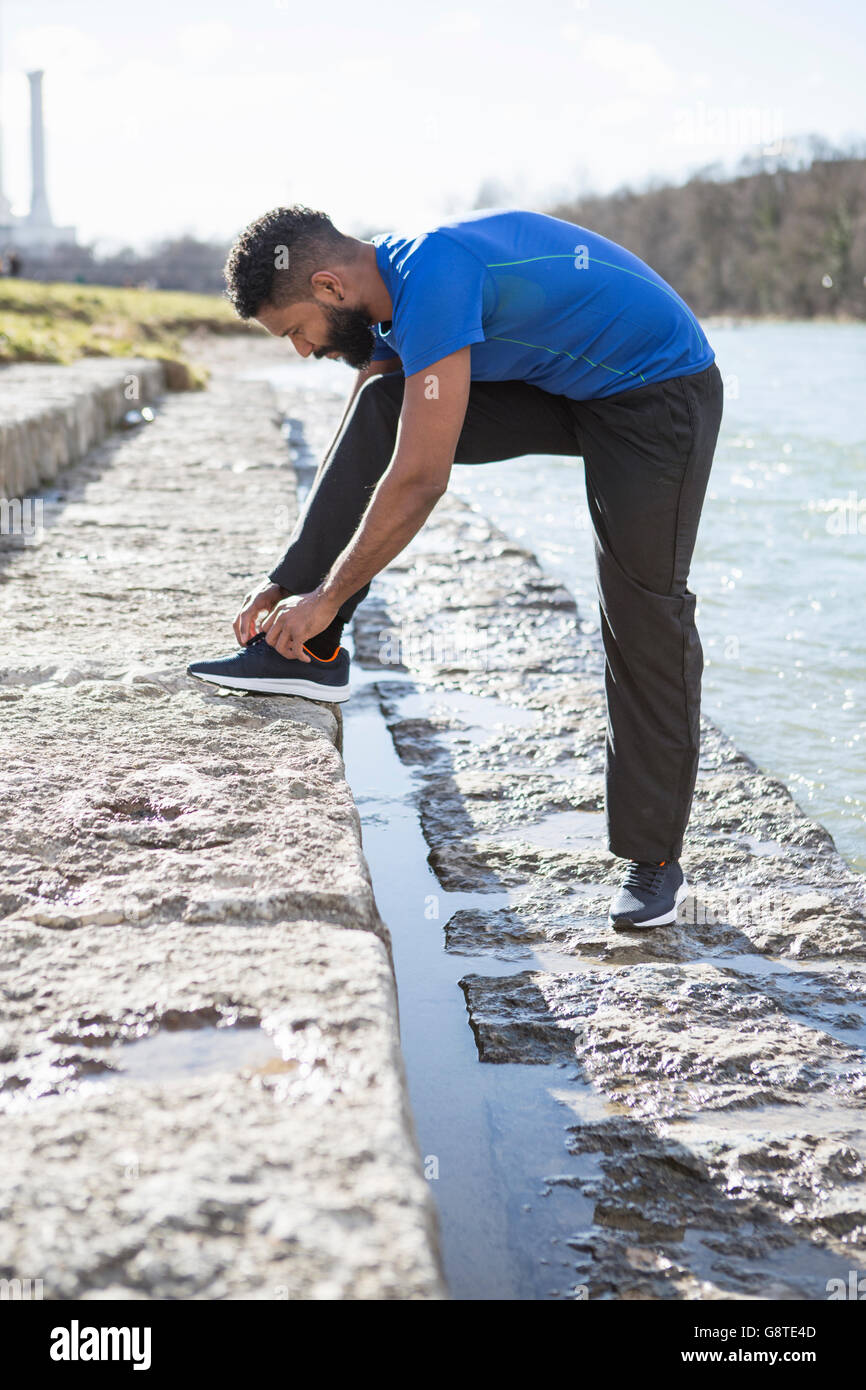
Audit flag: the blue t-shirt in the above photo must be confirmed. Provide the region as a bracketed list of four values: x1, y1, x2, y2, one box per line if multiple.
[370, 209, 714, 400]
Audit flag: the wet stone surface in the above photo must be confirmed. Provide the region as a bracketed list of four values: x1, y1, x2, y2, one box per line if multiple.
[352, 487, 866, 1299]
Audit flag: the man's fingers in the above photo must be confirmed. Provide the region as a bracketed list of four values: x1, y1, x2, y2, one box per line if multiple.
[255, 594, 323, 663]
[264, 619, 311, 662]
[234, 592, 264, 645]
[265, 626, 299, 657]
[234, 583, 287, 645]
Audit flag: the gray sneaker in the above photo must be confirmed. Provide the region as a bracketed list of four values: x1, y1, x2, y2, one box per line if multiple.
[608, 859, 687, 930]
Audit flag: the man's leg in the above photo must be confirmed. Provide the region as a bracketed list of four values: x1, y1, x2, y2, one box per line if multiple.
[269, 370, 582, 630]
[573, 363, 724, 863]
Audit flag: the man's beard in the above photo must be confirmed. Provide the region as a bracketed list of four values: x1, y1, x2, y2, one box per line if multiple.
[314, 303, 376, 369]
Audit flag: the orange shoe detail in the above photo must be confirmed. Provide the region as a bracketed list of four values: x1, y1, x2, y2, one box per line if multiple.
[303, 644, 341, 663]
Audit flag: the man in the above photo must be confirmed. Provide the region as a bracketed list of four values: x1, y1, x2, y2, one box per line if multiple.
[188, 204, 723, 929]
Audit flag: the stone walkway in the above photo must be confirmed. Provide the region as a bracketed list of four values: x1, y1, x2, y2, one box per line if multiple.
[0, 369, 444, 1299]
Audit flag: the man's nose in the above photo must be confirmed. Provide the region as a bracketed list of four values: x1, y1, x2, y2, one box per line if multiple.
[294, 339, 314, 359]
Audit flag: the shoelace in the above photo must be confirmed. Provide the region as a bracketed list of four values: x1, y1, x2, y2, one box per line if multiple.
[622, 859, 667, 893]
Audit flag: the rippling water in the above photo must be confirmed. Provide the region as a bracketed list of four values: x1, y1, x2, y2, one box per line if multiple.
[256, 321, 866, 872]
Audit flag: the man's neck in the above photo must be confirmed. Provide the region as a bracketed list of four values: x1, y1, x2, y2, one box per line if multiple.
[353, 240, 393, 323]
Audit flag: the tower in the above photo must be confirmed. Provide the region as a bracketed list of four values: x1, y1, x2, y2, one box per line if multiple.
[0, 4, 77, 251]
[0, 0, 13, 223]
[27, 68, 51, 226]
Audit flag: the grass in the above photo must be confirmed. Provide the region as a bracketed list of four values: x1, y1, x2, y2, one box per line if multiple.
[0, 279, 256, 388]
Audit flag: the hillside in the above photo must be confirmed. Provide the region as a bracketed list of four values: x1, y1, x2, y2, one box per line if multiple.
[548, 156, 866, 319]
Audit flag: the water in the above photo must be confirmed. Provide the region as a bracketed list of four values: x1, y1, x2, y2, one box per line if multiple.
[90, 1026, 282, 1084]
[342, 673, 603, 1300]
[252, 322, 865, 871]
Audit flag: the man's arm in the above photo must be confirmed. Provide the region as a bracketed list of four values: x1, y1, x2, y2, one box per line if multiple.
[231, 354, 401, 644]
[261, 347, 471, 659]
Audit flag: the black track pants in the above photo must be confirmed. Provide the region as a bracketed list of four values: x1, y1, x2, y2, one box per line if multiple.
[270, 363, 724, 862]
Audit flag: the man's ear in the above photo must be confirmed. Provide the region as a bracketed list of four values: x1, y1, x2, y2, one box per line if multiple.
[310, 270, 344, 302]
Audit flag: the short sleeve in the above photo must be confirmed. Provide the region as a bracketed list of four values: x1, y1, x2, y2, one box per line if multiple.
[391, 233, 488, 377]
[370, 325, 399, 361]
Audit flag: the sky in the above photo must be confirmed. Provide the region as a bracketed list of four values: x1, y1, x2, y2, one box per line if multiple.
[0, 0, 864, 250]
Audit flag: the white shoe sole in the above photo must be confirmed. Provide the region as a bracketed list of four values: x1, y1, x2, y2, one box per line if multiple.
[189, 670, 351, 703]
[609, 878, 689, 930]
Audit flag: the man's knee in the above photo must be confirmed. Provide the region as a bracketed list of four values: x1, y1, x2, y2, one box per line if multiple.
[324, 371, 404, 485]
[355, 370, 405, 415]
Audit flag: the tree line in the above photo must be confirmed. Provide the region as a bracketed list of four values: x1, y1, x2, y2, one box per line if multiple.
[547, 147, 866, 319]
[3, 236, 230, 295]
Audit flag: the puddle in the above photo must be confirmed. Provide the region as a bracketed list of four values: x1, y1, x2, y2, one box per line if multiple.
[88, 1025, 282, 1086]
[661, 1098, 866, 1145]
[1, 1025, 298, 1115]
[711, 952, 866, 1051]
[706, 830, 791, 858]
[494, 810, 606, 850]
[680, 1227, 853, 1298]
[384, 687, 540, 732]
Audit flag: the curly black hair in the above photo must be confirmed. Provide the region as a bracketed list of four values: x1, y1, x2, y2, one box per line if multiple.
[223, 205, 355, 319]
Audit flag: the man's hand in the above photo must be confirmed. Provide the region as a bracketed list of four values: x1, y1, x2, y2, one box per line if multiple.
[260, 589, 339, 662]
[311, 347, 471, 611]
[233, 578, 288, 645]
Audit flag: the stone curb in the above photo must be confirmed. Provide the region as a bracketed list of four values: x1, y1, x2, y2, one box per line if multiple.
[0, 357, 165, 500]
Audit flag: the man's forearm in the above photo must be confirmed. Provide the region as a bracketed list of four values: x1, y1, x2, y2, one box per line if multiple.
[270, 357, 404, 587]
[319, 462, 445, 608]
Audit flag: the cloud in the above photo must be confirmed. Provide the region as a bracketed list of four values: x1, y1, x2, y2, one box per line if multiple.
[587, 98, 650, 130]
[175, 21, 235, 67]
[582, 34, 675, 96]
[430, 11, 483, 36]
[13, 25, 110, 72]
